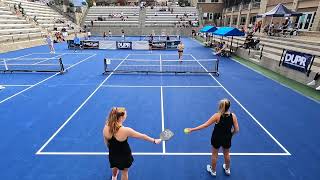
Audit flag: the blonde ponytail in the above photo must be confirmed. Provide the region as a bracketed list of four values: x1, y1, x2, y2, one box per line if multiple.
[218, 99, 231, 115]
[106, 107, 126, 135]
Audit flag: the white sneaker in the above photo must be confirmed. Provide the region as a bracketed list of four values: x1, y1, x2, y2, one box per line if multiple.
[206, 165, 216, 176]
[316, 86, 320, 90]
[0, 85, 5, 90]
[223, 164, 231, 176]
[307, 80, 316, 86]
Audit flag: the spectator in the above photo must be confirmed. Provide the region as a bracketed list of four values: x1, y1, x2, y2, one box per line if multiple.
[21, 8, 25, 16]
[257, 20, 262, 33]
[108, 30, 112, 39]
[103, 32, 107, 40]
[121, 29, 125, 41]
[91, 20, 94, 27]
[33, 16, 37, 23]
[73, 34, 81, 52]
[87, 31, 91, 39]
[215, 42, 228, 56]
[307, 72, 320, 90]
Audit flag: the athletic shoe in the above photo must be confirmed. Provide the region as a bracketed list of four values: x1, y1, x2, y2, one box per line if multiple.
[0, 85, 5, 90]
[222, 164, 231, 176]
[307, 80, 316, 86]
[316, 86, 320, 90]
[206, 164, 216, 176]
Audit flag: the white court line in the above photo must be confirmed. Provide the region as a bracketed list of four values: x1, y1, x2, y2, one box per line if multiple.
[0, 54, 97, 105]
[230, 58, 320, 104]
[101, 85, 222, 88]
[36, 55, 130, 155]
[128, 53, 192, 56]
[190, 54, 291, 156]
[3, 85, 33, 87]
[36, 152, 291, 156]
[32, 52, 96, 55]
[159, 54, 166, 153]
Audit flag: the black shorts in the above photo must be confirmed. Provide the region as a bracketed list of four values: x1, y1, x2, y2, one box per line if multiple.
[109, 155, 134, 170]
[211, 135, 232, 149]
[178, 50, 183, 53]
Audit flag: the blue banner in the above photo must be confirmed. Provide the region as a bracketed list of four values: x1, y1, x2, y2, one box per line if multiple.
[282, 50, 313, 73]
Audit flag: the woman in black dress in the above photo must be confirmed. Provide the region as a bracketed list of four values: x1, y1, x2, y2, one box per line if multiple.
[103, 107, 161, 180]
[185, 99, 239, 176]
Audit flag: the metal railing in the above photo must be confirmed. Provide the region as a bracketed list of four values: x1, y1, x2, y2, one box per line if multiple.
[242, 4, 249, 10]
[47, 2, 76, 23]
[252, 2, 260, 9]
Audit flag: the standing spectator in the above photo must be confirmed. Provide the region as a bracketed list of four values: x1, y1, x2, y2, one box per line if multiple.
[91, 20, 94, 27]
[108, 30, 112, 39]
[121, 29, 125, 41]
[257, 20, 262, 33]
[307, 72, 320, 90]
[73, 34, 81, 52]
[87, 31, 91, 39]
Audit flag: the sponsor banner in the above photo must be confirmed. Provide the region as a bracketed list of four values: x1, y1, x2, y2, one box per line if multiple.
[82, 40, 99, 49]
[67, 40, 76, 49]
[150, 41, 166, 50]
[116, 41, 132, 49]
[166, 40, 181, 49]
[132, 41, 149, 50]
[282, 50, 313, 72]
[99, 41, 117, 49]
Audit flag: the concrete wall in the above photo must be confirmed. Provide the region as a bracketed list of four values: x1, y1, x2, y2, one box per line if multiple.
[235, 48, 318, 85]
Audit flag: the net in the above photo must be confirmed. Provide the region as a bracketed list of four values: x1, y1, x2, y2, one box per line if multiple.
[0, 57, 66, 73]
[103, 58, 219, 75]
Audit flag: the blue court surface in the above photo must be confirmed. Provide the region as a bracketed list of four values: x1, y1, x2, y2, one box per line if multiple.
[0, 37, 319, 180]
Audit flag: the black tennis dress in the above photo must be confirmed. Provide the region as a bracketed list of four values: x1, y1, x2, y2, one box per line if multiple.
[211, 113, 234, 149]
[107, 133, 134, 170]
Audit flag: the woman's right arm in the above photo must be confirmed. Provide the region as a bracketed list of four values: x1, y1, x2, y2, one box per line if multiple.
[187, 113, 218, 133]
[231, 113, 240, 135]
[125, 127, 161, 144]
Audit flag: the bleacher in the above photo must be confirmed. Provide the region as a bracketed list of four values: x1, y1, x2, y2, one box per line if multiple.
[0, 4, 42, 43]
[145, 6, 198, 27]
[84, 6, 140, 27]
[3, 0, 79, 32]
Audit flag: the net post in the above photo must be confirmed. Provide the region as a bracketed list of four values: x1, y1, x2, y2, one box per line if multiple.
[103, 58, 107, 75]
[58, 57, 65, 74]
[216, 57, 219, 74]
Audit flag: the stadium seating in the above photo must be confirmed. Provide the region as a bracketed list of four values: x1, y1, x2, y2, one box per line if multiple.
[0, 4, 42, 43]
[84, 6, 140, 27]
[3, 0, 79, 32]
[145, 6, 199, 27]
